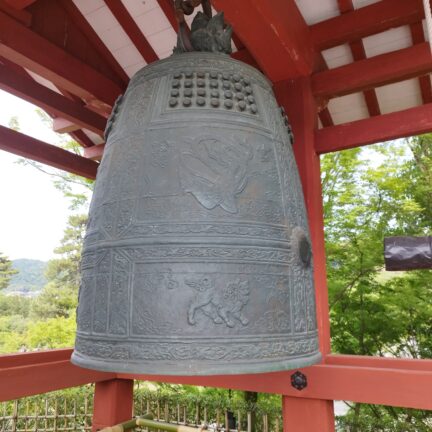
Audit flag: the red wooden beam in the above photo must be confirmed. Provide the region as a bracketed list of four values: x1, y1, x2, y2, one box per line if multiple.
[157, 0, 179, 30]
[0, 125, 99, 179]
[318, 108, 334, 127]
[275, 77, 335, 430]
[275, 78, 331, 355]
[0, 10, 123, 106]
[0, 63, 106, 136]
[410, 22, 432, 104]
[58, 0, 129, 87]
[0, 349, 115, 401]
[92, 380, 134, 432]
[211, 0, 315, 82]
[53, 118, 81, 134]
[0, 56, 97, 148]
[2, 349, 432, 410]
[315, 103, 432, 153]
[104, 0, 158, 64]
[311, 0, 424, 51]
[283, 397, 335, 432]
[312, 42, 432, 99]
[4, 0, 37, 9]
[120, 359, 432, 410]
[0, 0, 31, 26]
[70, 130, 97, 148]
[84, 143, 105, 161]
[326, 354, 432, 372]
[337, 0, 381, 117]
[349, 41, 381, 116]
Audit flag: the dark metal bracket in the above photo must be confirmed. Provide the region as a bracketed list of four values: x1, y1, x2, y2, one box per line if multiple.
[291, 371, 308, 391]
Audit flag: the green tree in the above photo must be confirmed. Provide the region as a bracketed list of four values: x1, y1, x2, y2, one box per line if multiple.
[322, 137, 432, 430]
[31, 214, 87, 319]
[17, 109, 93, 211]
[0, 253, 18, 290]
[0, 294, 31, 317]
[26, 313, 76, 349]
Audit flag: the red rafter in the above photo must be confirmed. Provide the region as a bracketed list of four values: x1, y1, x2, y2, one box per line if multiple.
[315, 102, 432, 154]
[312, 43, 432, 99]
[313, 51, 334, 127]
[212, 0, 315, 82]
[311, 0, 424, 51]
[337, 0, 380, 117]
[52, 118, 81, 134]
[157, 0, 179, 30]
[58, 0, 129, 87]
[0, 57, 97, 148]
[318, 108, 334, 127]
[410, 22, 432, 104]
[70, 130, 97, 148]
[4, 0, 36, 10]
[0, 10, 123, 106]
[104, 0, 158, 64]
[0, 125, 99, 179]
[0, 62, 106, 136]
[0, 0, 31, 26]
[84, 143, 105, 161]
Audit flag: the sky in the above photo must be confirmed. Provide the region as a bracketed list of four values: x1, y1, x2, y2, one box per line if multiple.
[0, 90, 86, 261]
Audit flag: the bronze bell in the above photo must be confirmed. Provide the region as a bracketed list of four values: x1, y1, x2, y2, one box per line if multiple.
[72, 9, 321, 375]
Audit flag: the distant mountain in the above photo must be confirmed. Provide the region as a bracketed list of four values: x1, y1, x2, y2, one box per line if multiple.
[6, 259, 47, 295]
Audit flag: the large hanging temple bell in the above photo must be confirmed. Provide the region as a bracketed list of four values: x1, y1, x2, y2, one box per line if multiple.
[72, 5, 321, 375]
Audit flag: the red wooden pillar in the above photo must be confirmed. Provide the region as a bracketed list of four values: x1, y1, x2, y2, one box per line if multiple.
[282, 397, 335, 431]
[274, 77, 335, 431]
[92, 379, 134, 431]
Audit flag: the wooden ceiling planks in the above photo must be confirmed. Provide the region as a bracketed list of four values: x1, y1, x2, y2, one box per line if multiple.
[104, 0, 159, 64]
[58, 0, 129, 87]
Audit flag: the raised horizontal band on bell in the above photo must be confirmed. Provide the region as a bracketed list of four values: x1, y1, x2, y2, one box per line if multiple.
[75, 331, 319, 342]
[83, 236, 293, 250]
[71, 351, 322, 376]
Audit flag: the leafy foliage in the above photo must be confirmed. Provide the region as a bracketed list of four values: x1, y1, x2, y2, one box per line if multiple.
[322, 136, 432, 430]
[27, 313, 76, 349]
[0, 252, 18, 290]
[31, 214, 87, 320]
[16, 109, 94, 211]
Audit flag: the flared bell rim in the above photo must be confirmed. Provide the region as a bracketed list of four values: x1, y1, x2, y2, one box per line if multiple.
[70, 350, 322, 376]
